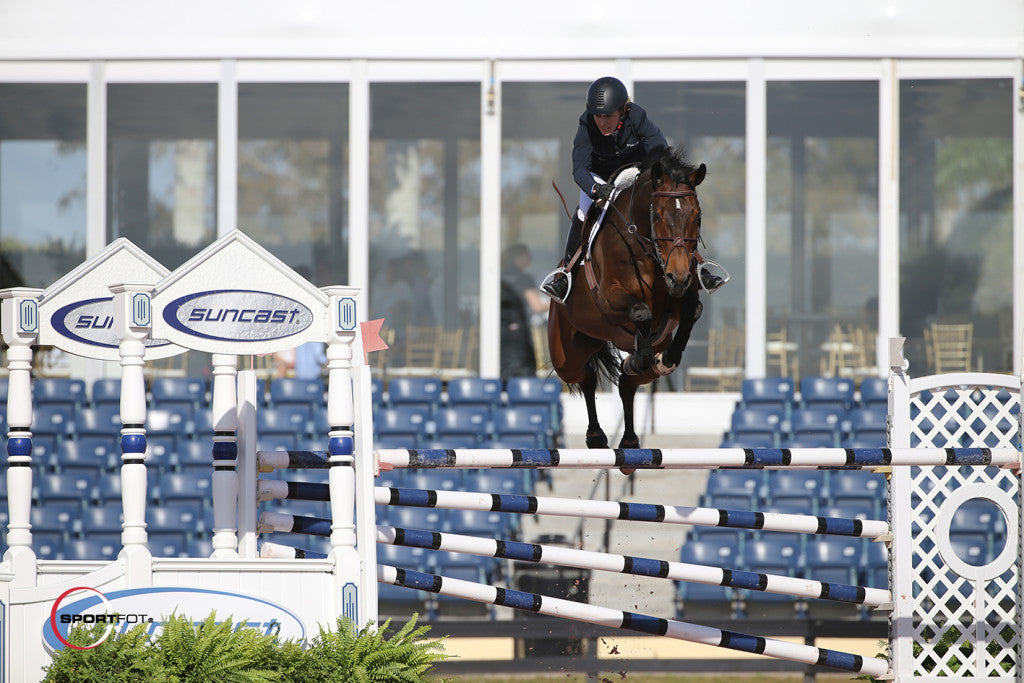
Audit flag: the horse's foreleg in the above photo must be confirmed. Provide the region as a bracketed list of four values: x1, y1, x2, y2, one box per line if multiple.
[581, 364, 608, 448]
[617, 374, 641, 474]
[660, 293, 703, 370]
[622, 302, 655, 376]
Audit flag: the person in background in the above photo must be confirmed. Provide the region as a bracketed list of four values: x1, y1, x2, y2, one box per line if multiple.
[501, 243, 547, 378]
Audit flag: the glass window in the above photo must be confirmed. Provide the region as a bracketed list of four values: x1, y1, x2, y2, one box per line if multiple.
[900, 79, 1012, 374]
[238, 83, 348, 287]
[767, 81, 879, 381]
[0, 84, 87, 289]
[107, 84, 217, 270]
[367, 82, 480, 377]
[638, 81, 746, 390]
[501, 82, 583, 378]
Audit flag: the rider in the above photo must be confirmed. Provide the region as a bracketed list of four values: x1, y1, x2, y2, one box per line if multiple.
[540, 76, 726, 303]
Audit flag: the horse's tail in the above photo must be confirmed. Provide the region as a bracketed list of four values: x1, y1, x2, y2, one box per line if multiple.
[567, 341, 621, 395]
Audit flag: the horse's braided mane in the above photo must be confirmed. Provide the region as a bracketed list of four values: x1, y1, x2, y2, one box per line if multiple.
[640, 146, 699, 185]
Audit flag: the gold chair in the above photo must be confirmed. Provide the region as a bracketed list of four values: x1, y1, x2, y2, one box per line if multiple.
[684, 326, 744, 392]
[766, 328, 799, 382]
[925, 323, 973, 373]
[531, 325, 550, 375]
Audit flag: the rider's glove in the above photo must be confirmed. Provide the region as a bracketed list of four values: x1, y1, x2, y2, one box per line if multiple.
[592, 182, 613, 203]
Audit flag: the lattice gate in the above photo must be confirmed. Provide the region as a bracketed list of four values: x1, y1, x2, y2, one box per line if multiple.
[890, 358, 1022, 680]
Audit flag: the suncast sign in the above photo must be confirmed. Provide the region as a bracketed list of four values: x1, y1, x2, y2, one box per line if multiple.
[42, 586, 307, 653]
[162, 290, 313, 342]
[51, 298, 174, 350]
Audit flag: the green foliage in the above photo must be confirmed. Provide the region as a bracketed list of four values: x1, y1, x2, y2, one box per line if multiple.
[42, 612, 449, 683]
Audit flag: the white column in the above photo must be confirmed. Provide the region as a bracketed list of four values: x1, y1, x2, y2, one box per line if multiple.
[210, 353, 240, 558]
[0, 288, 42, 584]
[217, 59, 238, 238]
[745, 59, 767, 378]
[109, 284, 154, 582]
[877, 59, 900, 375]
[323, 286, 367, 624]
[478, 59, 502, 378]
[1013, 58, 1024, 374]
[347, 60, 370, 299]
[886, 336, 913, 678]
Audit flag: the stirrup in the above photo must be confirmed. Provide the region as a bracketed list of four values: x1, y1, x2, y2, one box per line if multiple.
[698, 259, 730, 293]
[541, 267, 573, 304]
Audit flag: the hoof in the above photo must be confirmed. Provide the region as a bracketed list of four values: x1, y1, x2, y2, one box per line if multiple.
[618, 436, 641, 449]
[619, 467, 636, 476]
[653, 353, 677, 377]
[586, 429, 609, 449]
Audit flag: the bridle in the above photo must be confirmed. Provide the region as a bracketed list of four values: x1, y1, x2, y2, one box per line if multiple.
[621, 183, 702, 276]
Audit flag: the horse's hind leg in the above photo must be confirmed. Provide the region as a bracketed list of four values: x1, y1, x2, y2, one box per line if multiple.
[581, 364, 608, 448]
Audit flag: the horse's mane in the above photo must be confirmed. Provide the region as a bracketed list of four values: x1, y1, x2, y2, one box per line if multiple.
[640, 146, 699, 184]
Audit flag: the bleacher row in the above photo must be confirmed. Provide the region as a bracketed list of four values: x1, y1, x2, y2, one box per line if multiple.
[0, 375, 560, 566]
[687, 375, 1018, 620]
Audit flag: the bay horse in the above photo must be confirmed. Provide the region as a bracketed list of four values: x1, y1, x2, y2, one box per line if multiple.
[547, 147, 706, 458]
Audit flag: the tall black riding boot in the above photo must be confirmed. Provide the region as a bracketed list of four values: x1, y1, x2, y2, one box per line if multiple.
[541, 212, 585, 302]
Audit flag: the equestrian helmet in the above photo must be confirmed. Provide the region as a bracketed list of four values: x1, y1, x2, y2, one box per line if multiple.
[586, 77, 629, 115]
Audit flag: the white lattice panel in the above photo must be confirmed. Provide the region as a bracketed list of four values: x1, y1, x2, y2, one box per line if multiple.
[903, 381, 1021, 679]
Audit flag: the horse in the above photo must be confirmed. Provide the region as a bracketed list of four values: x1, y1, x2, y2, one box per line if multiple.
[547, 147, 707, 459]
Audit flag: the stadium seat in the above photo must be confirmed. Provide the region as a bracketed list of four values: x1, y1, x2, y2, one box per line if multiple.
[91, 378, 122, 408]
[93, 472, 123, 505]
[446, 377, 503, 413]
[740, 378, 795, 414]
[386, 378, 443, 415]
[780, 433, 839, 448]
[787, 407, 844, 445]
[858, 377, 887, 410]
[171, 440, 209, 470]
[799, 377, 856, 412]
[155, 471, 211, 505]
[463, 469, 530, 496]
[75, 405, 122, 437]
[150, 377, 207, 411]
[80, 502, 124, 535]
[63, 534, 121, 561]
[830, 470, 886, 513]
[55, 437, 118, 473]
[149, 500, 208, 538]
[32, 404, 75, 438]
[676, 537, 740, 617]
[763, 470, 826, 510]
[433, 405, 491, 446]
[728, 407, 784, 448]
[185, 537, 215, 558]
[448, 508, 514, 538]
[492, 405, 551, 446]
[740, 537, 804, 615]
[35, 471, 98, 505]
[804, 537, 866, 617]
[257, 434, 297, 452]
[700, 469, 764, 510]
[504, 376, 562, 434]
[31, 502, 80, 537]
[147, 406, 193, 439]
[33, 532, 64, 560]
[845, 407, 887, 439]
[481, 436, 545, 449]
[269, 377, 325, 407]
[375, 405, 432, 446]
[370, 377, 384, 409]
[406, 470, 463, 493]
[34, 378, 87, 409]
[949, 498, 1007, 549]
[386, 506, 449, 535]
[0, 377, 7, 403]
[257, 404, 312, 437]
[150, 532, 188, 557]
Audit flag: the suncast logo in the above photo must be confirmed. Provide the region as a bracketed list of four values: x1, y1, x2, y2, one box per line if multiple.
[163, 290, 313, 342]
[43, 586, 307, 653]
[51, 298, 173, 349]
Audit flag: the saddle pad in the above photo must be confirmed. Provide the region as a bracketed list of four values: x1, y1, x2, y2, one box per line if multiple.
[586, 165, 642, 256]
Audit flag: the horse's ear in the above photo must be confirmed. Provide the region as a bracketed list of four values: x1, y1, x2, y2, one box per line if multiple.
[689, 163, 707, 187]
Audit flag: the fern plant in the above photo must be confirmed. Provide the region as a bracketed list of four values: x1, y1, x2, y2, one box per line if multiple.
[41, 621, 161, 683]
[152, 613, 284, 682]
[299, 615, 450, 683]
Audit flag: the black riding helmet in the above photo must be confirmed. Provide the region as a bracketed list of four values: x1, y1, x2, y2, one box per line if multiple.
[586, 77, 629, 115]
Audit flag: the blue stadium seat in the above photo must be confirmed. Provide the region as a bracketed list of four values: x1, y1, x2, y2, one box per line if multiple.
[676, 537, 740, 616]
[63, 534, 120, 561]
[257, 405, 312, 436]
[830, 470, 886, 513]
[420, 436, 481, 449]
[150, 377, 207, 411]
[296, 436, 328, 452]
[155, 471, 211, 505]
[91, 378, 122, 408]
[377, 544, 433, 606]
[370, 377, 384, 408]
[310, 407, 329, 437]
[845, 407, 887, 438]
[740, 537, 803, 614]
[723, 431, 778, 448]
[448, 508, 513, 538]
[375, 434, 422, 450]
[171, 440, 209, 470]
[481, 436, 545, 449]
[75, 405, 122, 437]
[0, 376, 7, 402]
[34, 378, 87, 408]
[32, 404, 75, 438]
[147, 406, 193, 438]
[804, 537, 866, 617]
[33, 532, 64, 560]
[257, 434, 297, 452]
[31, 502, 80, 537]
[93, 472, 123, 505]
[185, 537, 214, 558]
[80, 502, 124, 535]
[504, 376, 562, 434]
[446, 377, 503, 413]
[763, 470, 826, 510]
[819, 501, 879, 525]
[146, 435, 177, 462]
[149, 501, 207, 538]
[729, 407, 784, 447]
[799, 377, 856, 412]
[35, 471, 98, 505]
[55, 437, 118, 473]
[780, 433, 839, 448]
[375, 405, 432, 445]
[192, 409, 215, 439]
[463, 469, 530, 496]
[949, 498, 1007, 549]
[386, 378, 443, 415]
[269, 377, 325, 407]
[862, 540, 888, 590]
[406, 470, 463, 493]
[433, 406, 491, 446]
[386, 506, 449, 534]
[492, 405, 551, 446]
[700, 469, 764, 510]
[150, 532, 188, 557]
[740, 378, 795, 414]
[0, 410, 6, 437]
[787, 407, 844, 445]
[858, 377, 887, 410]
